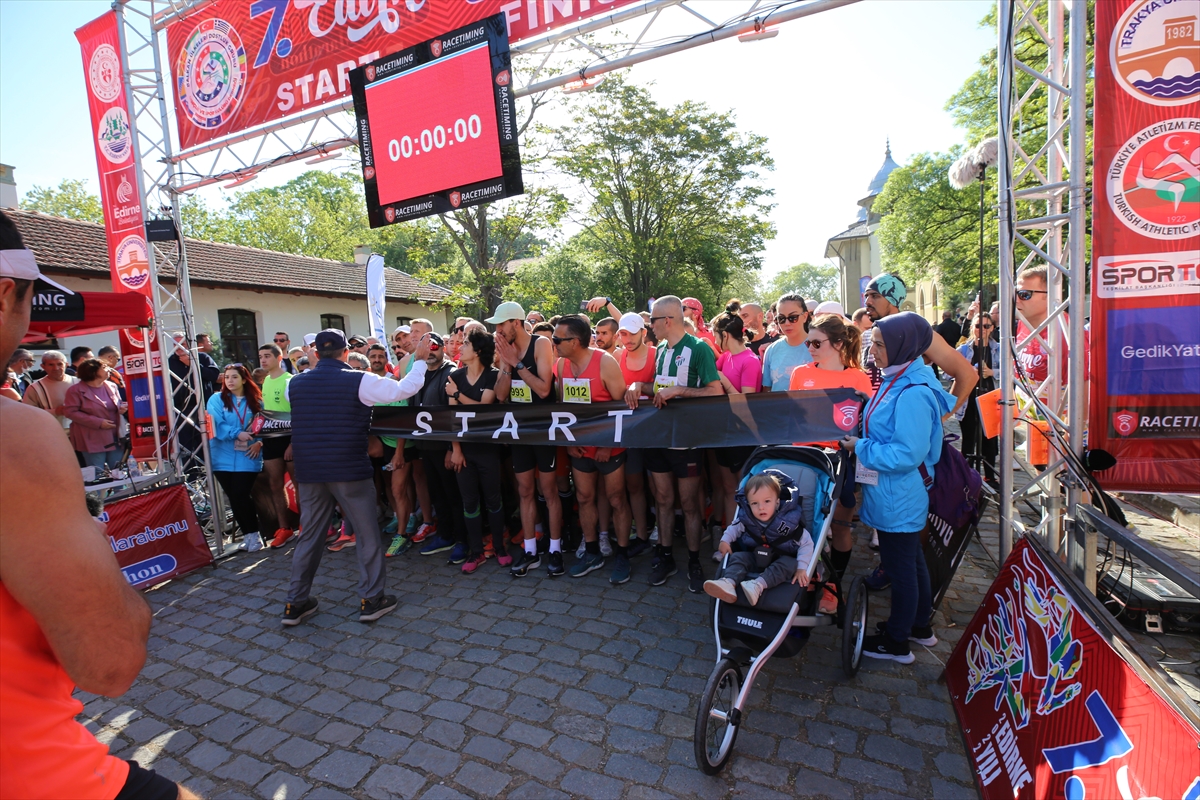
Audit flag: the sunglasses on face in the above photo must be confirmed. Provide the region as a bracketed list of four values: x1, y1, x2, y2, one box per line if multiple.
[649, 315, 673, 324]
[551, 336, 579, 345]
[779, 313, 805, 324]
[803, 339, 827, 349]
[975, 324, 994, 330]
[453, 326, 465, 334]
[273, 338, 288, 343]
[1015, 289, 1047, 300]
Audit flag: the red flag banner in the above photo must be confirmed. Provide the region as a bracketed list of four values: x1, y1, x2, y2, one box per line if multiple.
[102, 484, 213, 589]
[75, 12, 152, 297]
[946, 538, 1200, 800]
[165, 0, 642, 151]
[1088, 0, 1200, 491]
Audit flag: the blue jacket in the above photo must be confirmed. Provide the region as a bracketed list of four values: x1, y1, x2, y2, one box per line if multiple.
[205, 393, 263, 473]
[857, 361, 955, 533]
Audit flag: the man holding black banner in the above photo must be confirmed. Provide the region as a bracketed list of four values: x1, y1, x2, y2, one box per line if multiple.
[282, 329, 431, 626]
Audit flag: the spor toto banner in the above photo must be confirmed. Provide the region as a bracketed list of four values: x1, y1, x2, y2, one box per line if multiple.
[946, 538, 1200, 800]
[101, 484, 213, 589]
[1088, 0, 1200, 492]
[370, 389, 865, 447]
[166, 0, 642, 150]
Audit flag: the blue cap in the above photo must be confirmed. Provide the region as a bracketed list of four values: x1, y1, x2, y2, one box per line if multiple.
[314, 329, 348, 351]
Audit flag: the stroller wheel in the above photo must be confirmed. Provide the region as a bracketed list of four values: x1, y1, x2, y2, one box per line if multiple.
[694, 658, 742, 774]
[842, 576, 868, 677]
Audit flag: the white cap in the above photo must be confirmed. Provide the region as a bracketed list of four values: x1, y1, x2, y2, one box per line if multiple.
[303, 333, 317, 346]
[0, 249, 73, 294]
[618, 312, 645, 333]
[815, 300, 845, 317]
[393, 324, 411, 335]
[805, 298, 819, 312]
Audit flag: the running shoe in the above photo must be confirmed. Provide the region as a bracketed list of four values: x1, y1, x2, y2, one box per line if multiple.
[869, 529, 879, 550]
[447, 543, 469, 565]
[326, 533, 356, 552]
[325, 525, 340, 544]
[412, 522, 438, 543]
[649, 526, 659, 543]
[269, 528, 295, 549]
[461, 553, 488, 574]
[510, 551, 541, 577]
[359, 594, 398, 623]
[575, 539, 587, 559]
[483, 539, 496, 560]
[649, 554, 677, 586]
[385, 535, 411, 558]
[382, 516, 399, 535]
[876, 621, 939, 647]
[281, 597, 318, 627]
[497, 551, 513, 568]
[861, 633, 915, 664]
[546, 551, 565, 577]
[818, 587, 839, 616]
[626, 538, 651, 559]
[405, 513, 420, 536]
[418, 535, 454, 556]
[740, 579, 763, 606]
[238, 532, 265, 552]
[598, 533, 613, 557]
[864, 567, 891, 591]
[569, 551, 604, 578]
[687, 561, 705, 594]
[610, 553, 631, 585]
[703, 578, 737, 603]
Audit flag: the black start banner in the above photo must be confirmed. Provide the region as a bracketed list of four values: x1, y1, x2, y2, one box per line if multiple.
[370, 389, 865, 448]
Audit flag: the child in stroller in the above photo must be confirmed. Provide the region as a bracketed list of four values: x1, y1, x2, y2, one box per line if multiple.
[702, 470, 813, 607]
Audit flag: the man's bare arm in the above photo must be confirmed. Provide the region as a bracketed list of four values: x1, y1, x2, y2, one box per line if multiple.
[926, 335, 979, 416]
[0, 401, 152, 696]
[524, 336, 556, 400]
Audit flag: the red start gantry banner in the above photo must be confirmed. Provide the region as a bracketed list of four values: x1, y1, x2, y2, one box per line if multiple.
[946, 538, 1200, 800]
[76, 13, 152, 298]
[102, 484, 212, 589]
[166, 0, 642, 150]
[1088, 0, 1200, 492]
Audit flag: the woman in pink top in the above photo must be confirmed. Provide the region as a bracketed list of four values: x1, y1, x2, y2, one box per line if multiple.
[63, 358, 126, 471]
[709, 307, 763, 557]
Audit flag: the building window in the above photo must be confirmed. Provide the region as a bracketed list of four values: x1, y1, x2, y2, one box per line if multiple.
[396, 316, 412, 328]
[218, 309, 259, 365]
[321, 313, 346, 332]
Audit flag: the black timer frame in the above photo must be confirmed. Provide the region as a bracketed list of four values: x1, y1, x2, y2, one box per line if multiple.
[350, 13, 524, 227]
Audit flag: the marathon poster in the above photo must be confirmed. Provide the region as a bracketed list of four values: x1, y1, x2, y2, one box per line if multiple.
[102, 484, 213, 590]
[946, 537, 1200, 800]
[371, 389, 865, 448]
[1088, 0, 1200, 492]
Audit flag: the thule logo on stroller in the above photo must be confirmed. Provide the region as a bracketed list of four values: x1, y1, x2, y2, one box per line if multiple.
[736, 615, 763, 630]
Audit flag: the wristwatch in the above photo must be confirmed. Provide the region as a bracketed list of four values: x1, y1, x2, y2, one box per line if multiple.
[450, 390, 461, 400]
[514, 361, 527, 372]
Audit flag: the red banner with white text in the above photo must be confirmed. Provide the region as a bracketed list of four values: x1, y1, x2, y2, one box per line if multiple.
[946, 539, 1200, 800]
[103, 484, 212, 589]
[166, 0, 642, 150]
[76, 12, 152, 297]
[1087, 0, 1200, 491]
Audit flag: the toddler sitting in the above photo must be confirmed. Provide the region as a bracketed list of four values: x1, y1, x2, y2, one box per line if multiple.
[703, 470, 814, 606]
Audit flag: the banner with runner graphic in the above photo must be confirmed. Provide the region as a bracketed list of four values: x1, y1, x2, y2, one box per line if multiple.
[946, 537, 1200, 800]
[102, 484, 212, 590]
[165, 0, 643, 151]
[370, 389, 865, 447]
[1088, 0, 1200, 492]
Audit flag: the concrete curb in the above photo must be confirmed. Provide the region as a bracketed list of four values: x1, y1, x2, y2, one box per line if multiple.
[1115, 493, 1200, 533]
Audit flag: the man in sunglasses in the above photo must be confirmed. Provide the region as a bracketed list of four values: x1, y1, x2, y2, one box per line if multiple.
[1014, 264, 1087, 385]
[862, 273, 977, 418]
[272, 332, 296, 373]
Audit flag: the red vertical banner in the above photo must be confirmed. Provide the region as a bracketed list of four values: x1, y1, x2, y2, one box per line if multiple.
[1088, 1, 1200, 492]
[76, 12, 151, 297]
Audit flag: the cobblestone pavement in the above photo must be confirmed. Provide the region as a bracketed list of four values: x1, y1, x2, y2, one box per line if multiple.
[76, 513, 999, 800]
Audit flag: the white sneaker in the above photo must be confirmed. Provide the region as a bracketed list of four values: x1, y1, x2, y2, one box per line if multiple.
[740, 579, 763, 606]
[238, 532, 265, 552]
[598, 533, 613, 557]
[649, 526, 659, 543]
[712, 550, 724, 563]
[575, 539, 587, 559]
[703, 578, 737, 603]
[869, 529, 879, 550]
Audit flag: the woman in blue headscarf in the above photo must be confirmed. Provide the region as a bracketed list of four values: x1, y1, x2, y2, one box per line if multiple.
[840, 312, 955, 664]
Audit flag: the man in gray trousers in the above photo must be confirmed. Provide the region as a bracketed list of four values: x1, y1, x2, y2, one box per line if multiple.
[282, 328, 431, 625]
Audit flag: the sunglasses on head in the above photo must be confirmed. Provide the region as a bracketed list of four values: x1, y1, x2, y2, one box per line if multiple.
[224, 363, 243, 370]
[803, 339, 827, 349]
[1015, 289, 1047, 300]
[779, 313, 805, 324]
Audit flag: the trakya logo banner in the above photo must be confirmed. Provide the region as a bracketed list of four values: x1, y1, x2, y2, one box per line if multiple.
[370, 389, 865, 448]
[1088, 0, 1200, 492]
[945, 538, 1200, 800]
[165, 0, 643, 150]
[102, 484, 212, 589]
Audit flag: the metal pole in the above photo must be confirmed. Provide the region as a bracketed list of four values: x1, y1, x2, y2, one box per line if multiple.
[1066, 0, 1089, 577]
[1045, 0, 1065, 556]
[997, 0, 1015, 561]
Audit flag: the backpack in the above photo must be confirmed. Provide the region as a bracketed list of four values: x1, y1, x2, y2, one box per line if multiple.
[919, 434, 984, 540]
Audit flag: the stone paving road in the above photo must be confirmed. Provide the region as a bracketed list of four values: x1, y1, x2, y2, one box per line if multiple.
[78, 515, 997, 799]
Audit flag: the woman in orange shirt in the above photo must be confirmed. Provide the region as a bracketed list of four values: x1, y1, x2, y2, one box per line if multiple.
[789, 313, 873, 606]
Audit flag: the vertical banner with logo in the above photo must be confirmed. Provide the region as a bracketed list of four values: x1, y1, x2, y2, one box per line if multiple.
[946, 538, 1200, 799]
[119, 328, 169, 459]
[1089, 1, 1200, 492]
[103, 484, 213, 589]
[365, 253, 387, 344]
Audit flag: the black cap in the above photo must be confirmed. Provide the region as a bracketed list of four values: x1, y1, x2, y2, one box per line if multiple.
[427, 332, 444, 350]
[314, 329, 348, 351]
[348, 335, 368, 346]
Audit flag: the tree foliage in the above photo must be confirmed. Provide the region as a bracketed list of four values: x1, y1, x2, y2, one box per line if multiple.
[763, 262, 839, 307]
[22, 179, 104, 224]
[549, 77, 775, 313]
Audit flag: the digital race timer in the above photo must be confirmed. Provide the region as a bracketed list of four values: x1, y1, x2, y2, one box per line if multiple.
[350, 15, 523, 227]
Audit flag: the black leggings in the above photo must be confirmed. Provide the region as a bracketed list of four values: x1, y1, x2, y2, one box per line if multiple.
[214, 471, 261, 536]
[455, 445, 507, 555]
[420, 448, 467, 546]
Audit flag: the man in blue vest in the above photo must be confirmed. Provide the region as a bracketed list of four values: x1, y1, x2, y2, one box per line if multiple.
[282, 328, 432, 625]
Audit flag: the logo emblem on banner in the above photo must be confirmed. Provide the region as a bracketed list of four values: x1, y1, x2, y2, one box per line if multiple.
[115, 234, 150, 291]
[496, 69, 510, 86]
[1113, 409, 1139, 436]
[431, 39, 444, 57]
[449, 191, 462, 208]
[88, 43, 123, 102]
[176, 18, 247, 130]
[366, 65, 377, 81]
[1110, 2, 1200, 107]
[833, 400, 860, 432]
[384, 207, 396, 222]
[1096, 251, 1200, 299]
[97, 107, 132, 163]
[1107, 119, 1200, 241]
[364, 166, 375, 180]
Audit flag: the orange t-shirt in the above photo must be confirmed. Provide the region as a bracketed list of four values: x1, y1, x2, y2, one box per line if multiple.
[0, 583, 129, 799]
[789, 363, 874, 447]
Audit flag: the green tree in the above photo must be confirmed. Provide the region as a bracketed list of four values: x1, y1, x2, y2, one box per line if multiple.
[763, 262, 839, 306]
[550, 77, 775, 312]
[22, 179, 104, 223]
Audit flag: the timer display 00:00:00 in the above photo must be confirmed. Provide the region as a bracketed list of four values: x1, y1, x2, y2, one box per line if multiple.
[388, 115, 484, 160]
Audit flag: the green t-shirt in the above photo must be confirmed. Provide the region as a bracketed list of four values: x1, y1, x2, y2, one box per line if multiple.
[261, 372, 292, 413]
[654, 332, 720, 392]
